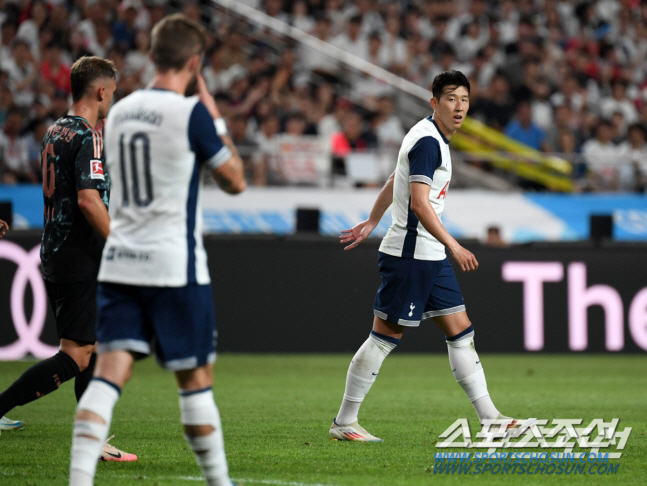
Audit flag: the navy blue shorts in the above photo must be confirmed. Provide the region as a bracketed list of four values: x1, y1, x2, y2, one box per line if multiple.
[373, 252, 465, 327]
[96, 282, 217, 371]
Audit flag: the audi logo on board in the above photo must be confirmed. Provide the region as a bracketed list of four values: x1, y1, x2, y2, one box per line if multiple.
[0, 241, 58, 359]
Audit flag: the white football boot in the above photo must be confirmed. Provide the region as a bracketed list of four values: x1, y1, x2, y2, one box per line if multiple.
[0, 415, 26, 434]
[330, 419, 383, 442]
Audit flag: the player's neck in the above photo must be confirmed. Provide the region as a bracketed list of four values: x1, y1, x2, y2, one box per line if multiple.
[432, 115, 455, 140]
[148, 71, 190, 95]
[68, 102, 98, 128]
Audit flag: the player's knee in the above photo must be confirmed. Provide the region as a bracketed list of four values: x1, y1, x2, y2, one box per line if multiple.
[183, 424, 215, 438]
[75, 408, 107, 424]
[179, 388, 219, 432]
[60, 343, 94, 371]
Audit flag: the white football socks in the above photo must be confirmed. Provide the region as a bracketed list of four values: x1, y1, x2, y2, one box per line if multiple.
[70, 379, 120, 486]
[336, 331, 399, 425]
[446, 327, 500, 422]
[180, 388, 230, 486]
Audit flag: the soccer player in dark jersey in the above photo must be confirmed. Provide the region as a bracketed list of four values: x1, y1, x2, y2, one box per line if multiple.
[0, 56, 135, 460]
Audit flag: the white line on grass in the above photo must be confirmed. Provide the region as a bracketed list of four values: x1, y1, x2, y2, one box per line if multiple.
[108, 474, 336, 486]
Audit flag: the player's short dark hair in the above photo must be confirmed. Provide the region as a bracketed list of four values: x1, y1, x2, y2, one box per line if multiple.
[70, 56, 117, 102]
[151, 14, 206, 72]
[431, 70, 470, 99]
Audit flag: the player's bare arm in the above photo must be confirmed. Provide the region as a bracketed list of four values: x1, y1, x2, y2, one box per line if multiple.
[341, 171, 395, 250]
[409, 182, 478, 272]
[212, 155, 246, 194]
[78, 189, 110, 239]
[195, 73, 246, 194]
[0, 219, 8, 238]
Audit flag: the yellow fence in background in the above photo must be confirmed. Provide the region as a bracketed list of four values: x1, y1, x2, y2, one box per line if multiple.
[453, 117, 574, 192]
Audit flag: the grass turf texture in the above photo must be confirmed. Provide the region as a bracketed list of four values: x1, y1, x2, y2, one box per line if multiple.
[0, 354, 645, 485]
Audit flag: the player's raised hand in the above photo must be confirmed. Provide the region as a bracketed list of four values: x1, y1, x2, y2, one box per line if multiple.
[0, 219, 8, 238]
[340, 220, 377, 250]
[449, 244, 478, 272]
[196, 73, 221, 120]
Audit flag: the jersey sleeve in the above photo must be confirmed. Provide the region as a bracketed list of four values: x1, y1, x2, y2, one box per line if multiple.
[407, 136, 441, 186]
[75, 129, 107, 191]
[188, 101, 232, 169]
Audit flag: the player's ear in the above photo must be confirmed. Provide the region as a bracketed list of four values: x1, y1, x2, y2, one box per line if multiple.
[97, 85, 106, 102]
[186, 54, 200, 73]
[430, 96, 437, 112]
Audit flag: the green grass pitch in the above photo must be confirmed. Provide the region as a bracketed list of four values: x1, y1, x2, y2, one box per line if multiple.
[0, 354, 645, 485]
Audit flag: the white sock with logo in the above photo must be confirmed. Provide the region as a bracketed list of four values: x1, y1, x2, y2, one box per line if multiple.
[335, 331, 399, 426]
[70, 379, 119, 486]
[180, 388, 230, 486]
[446, 327, 500, 422]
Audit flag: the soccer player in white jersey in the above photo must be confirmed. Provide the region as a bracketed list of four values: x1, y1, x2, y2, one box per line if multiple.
[330, 71, 524, 442]
[69, 14, 246, 485]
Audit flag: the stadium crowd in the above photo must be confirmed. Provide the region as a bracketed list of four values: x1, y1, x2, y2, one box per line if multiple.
[0, 0, 645, 192]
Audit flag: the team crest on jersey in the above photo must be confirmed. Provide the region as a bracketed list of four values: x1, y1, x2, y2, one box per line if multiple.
[90, 159, 104, 180]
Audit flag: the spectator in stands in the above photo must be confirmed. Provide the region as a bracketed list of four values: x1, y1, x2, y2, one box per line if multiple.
[255, 113, 281, 185]
[610, 111, 628, 144]
[544, 103, 582, 152]
[3, 38, 37, 108]
[331, 111, 375, 156]
[371, 94, 404, 150]
[600, 79, 639, 124]
[402, 5, 433, 40]
[366, 31, 389, 69]
[581, 120, 621, 190]
[456, 20, 489, 62]
[505, 100, 545, 150]
[0, 86, 14, 128]
[557, 130, 588, 186]
[551, 74, 586, 114]
[485, 225, 508, 247]
[330, 15, 368, 62]
[284, 111, 307, 136]
[228, 113, 259, 184]
[298, 13, 336, 75]
[318, 97, 351, 147]
[0, 106, 33, 183]
[77, 2, 106, 58]
[222, 27, 248, 69]
[16, 0, 48, 60]
[330, 110, 377, 181]
[202, 42, 230, 94]
[344, 0, 384, 38]
[618, 123, 647, 192]
[470, 72, 514, 130]
[112, 0, 139, 51]
[48, 5, 70, 47]
[125, 30, 154, 85]
[264, 0, 290, 24]
[68, 28, 94, 62]
[0, 22, 17, 67]
[291, 0, 314, 33]
[40, 40, 71, 95]
[530, 79, 553, 131]
[382, 15, 407, 74]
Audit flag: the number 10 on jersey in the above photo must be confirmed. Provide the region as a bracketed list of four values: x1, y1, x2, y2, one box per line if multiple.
[119, 132, 153, 207]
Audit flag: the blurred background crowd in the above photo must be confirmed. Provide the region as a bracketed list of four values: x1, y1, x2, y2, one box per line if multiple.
[0, 0, 646, 192]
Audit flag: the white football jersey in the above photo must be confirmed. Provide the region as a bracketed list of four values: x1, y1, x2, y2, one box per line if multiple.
[98, 89, 231, 286]
[379, 116, 452, 261]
